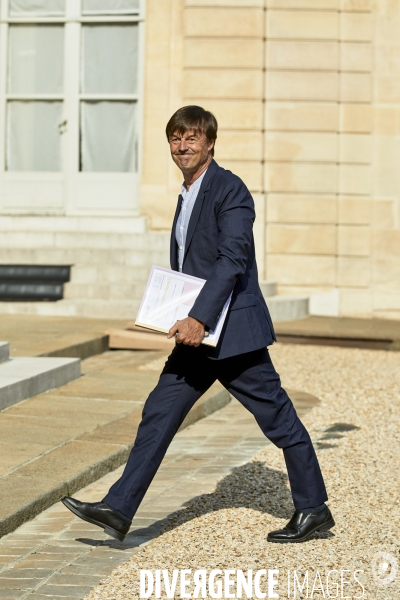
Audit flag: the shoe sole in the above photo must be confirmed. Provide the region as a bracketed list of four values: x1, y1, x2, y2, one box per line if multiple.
[61, 498, 126, 542]
[267, 517, 335, 544]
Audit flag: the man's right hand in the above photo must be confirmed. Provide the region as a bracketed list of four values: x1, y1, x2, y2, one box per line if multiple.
[167, 316, 206, 347]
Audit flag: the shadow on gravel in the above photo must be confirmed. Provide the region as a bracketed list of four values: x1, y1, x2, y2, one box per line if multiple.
[177, 461, 294, 521]
[78, 461, 334, 550]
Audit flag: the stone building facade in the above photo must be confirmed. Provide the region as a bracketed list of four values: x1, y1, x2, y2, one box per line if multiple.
[0, 0, 399, 320]
[142, 0, 400, 320]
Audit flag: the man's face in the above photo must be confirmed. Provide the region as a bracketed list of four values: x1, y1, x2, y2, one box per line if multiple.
[169, 129, 214, 174]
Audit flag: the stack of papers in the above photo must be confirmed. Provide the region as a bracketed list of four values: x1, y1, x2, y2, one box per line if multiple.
[135, 266, 232, 347]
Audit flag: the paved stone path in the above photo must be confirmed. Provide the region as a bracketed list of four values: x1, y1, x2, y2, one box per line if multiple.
[0, 350, 229, 538]
[0, 393, 317, 600]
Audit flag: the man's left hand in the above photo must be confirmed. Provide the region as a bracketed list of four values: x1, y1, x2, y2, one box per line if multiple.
[167, 316, 206, 347]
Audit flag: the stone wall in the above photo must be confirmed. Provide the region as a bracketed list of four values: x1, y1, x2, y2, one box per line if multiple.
[140, 0, 400, 319]
[265, 0, 372, 318]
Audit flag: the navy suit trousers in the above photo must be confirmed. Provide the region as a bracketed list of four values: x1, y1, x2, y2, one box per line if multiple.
[103, 344, 328, 520]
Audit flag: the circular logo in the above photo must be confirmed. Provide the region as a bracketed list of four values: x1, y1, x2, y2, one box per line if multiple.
[372, 552, 398, 586]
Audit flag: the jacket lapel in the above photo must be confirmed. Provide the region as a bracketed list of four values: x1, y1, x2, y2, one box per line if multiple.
[170, 193, 183, 271]
[182, 159, 219, 264]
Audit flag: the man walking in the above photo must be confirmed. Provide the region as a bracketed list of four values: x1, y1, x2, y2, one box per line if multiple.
[62, 106, 334, 544]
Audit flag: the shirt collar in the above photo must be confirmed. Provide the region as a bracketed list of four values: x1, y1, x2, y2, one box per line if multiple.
[181, 167, 208, 195]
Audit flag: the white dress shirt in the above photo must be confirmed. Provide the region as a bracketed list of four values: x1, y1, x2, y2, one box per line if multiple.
[175, 168, 208, 272]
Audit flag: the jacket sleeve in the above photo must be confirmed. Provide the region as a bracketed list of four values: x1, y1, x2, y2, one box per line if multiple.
[188, 178, 255, 331]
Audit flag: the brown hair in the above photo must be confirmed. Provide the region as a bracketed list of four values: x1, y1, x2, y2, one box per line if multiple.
[166, 105, 218, 156]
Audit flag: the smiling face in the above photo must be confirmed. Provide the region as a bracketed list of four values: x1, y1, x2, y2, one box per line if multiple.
[168, 129, 214, 179]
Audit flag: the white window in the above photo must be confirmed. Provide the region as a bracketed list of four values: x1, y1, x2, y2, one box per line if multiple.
[0, 0, 143, 215]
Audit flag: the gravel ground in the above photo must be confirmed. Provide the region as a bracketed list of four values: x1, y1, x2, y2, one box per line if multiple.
[85, 343, 400, 599]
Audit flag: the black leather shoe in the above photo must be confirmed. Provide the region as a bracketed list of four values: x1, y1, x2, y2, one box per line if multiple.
[267, 505, 335, 543]
[61, 497, 131, 542]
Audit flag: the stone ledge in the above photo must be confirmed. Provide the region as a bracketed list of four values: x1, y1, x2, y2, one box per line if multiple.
[0, 356, 81, 411]
[40, 335, 109, 361]
[267, 295, 309, 322]
[0, 356, 81, 410]
[275, 315, 400, 351]
[0, 342, 9, 364]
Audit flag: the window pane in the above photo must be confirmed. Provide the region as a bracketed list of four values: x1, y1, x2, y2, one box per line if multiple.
[8, 25, 64, 94]
[80, 101, 135, 172]
[81, 25, 138, 94]
[82, 0, 139, 14]
[9, 0, 65, 16]
[7, 101, 62, 171]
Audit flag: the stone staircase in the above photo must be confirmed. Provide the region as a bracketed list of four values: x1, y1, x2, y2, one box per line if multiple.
[0, 216, 308, 322]
[0, 216, 170, 319]
[0, 340, 80, 410]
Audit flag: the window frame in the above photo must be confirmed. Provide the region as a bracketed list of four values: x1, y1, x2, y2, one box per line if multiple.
[0, 0, 145, 216]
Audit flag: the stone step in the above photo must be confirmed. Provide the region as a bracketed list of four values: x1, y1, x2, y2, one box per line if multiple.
[259, 280, 277, 298]
[0, 295, 309, 322]
[0, 247, 170, 267]
[0, 215, 147, 233]
[266, 294, 309, 322]
[0, 341, 10, 363]
[0, 231, 171, 250]
[70, 263, 152, 284]
[0, 286, 309, 321]
[0, 355, 80, 411]
[0, 298, 142, 319]
[63, 282, 141, 301]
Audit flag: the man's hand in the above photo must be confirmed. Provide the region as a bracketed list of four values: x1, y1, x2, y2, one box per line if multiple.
[167, 316, 206, 347]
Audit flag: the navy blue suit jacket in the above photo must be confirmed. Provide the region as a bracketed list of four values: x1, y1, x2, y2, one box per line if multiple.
[170, 159, 276, 360]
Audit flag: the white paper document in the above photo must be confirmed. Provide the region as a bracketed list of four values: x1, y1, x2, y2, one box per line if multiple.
[135, 266, 232, 347]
